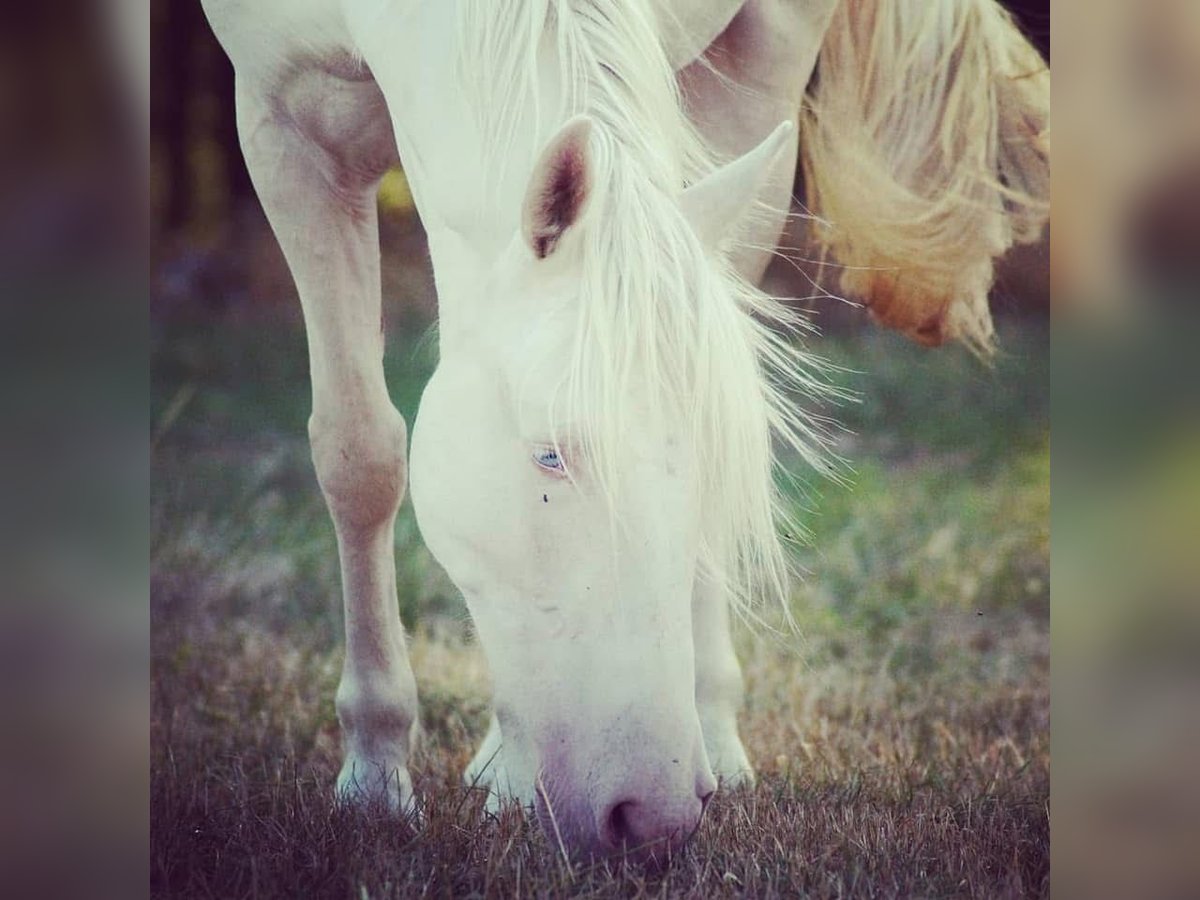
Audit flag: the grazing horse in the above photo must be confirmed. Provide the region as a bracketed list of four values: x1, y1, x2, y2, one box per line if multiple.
[200, 0, 1048, 858]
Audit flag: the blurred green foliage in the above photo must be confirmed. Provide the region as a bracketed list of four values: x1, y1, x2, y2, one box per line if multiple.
[151, 314, 1048, 655]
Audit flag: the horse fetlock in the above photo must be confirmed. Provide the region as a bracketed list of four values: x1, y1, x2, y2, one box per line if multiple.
[464, 744, 502, 788]
[704, 732, 755, 788]
[698, 706, 755, 789]
[465, 753, 515, 815]
[336, 671, 417, 741]
[464, 715, 519, 811]
[309, 407, 408, 531]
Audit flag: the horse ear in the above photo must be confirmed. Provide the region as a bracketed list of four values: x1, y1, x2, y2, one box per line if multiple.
[681, 120, 794, 251]
[521, 115, 595, 260]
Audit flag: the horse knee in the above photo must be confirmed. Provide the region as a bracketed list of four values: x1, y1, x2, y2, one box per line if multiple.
[309, 406, 408, 533]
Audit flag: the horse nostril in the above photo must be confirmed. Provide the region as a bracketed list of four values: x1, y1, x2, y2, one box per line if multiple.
[700, 789, 715, 811]
[600, 795, 704, 853]
[605, 800, 636, 848]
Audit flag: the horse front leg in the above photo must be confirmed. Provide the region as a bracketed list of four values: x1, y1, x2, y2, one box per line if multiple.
[693, 581, 755, 788]
[235, 82, 418, 813]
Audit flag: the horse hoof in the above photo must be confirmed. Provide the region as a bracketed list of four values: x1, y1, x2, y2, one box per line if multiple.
[336, 756, 418, 819]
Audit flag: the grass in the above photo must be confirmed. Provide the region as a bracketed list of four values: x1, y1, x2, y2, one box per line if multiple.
[150, 310, 1049, 898]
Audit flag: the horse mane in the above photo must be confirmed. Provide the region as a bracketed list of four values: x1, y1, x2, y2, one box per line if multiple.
[456, 0, 842, 614]
[800, 0, 1050, 354]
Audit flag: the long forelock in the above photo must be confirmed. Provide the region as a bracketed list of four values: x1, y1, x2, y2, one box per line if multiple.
[458, 0, 843, 614]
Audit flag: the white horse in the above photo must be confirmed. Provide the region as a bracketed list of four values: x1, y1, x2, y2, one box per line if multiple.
[200, 0, 1048, 857]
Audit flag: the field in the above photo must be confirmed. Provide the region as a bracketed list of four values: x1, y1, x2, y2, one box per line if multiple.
[150, 310, 1050, 898]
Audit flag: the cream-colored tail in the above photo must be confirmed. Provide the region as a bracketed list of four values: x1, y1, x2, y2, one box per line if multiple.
[800, 0, 1049, 353]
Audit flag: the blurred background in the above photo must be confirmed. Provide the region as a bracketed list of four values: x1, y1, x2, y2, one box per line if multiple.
[0, 3, 145, 899]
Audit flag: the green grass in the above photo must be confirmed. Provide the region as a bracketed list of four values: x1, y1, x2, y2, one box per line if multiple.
[151, 311, 1049, 898]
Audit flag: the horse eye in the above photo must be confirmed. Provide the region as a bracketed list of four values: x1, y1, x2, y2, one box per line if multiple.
[533, 446, 564, 471]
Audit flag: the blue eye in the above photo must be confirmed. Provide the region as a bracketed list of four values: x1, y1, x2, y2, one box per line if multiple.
[533, 446, 564, 471]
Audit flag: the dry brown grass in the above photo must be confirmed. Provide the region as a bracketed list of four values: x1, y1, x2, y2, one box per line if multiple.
[151, 318, 1049, 898]
[151, 605, 1047, 898]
